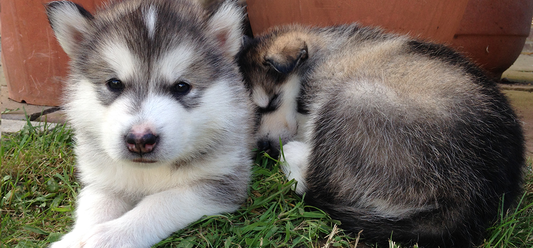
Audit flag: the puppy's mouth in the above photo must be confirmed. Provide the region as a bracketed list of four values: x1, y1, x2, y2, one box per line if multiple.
[132, 158, 158, 163]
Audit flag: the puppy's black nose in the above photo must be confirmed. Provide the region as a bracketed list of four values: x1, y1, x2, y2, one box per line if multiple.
[125, 132, 159, 154]
[257, 139, 271, 152]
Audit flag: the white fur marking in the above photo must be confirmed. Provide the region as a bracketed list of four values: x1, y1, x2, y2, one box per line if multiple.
[258, 74, 302, 142]
[252, 87, 270, 108]
[144, 6, 157, 39]
[156, 46, 195, 82]
[101, 42, 138, 80]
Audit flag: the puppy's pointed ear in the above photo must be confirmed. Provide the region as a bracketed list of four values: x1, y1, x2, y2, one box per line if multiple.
[46, 1, 94, 57]
[264, 40, 308, 74]
[207, 1, 244, 58]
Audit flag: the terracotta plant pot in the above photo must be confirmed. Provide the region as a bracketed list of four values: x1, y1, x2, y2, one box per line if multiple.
[247, 0, 470, 44]
[449, 0, 533, 78]
[1, 0, 106, 106]
[246, 0, 533, 77]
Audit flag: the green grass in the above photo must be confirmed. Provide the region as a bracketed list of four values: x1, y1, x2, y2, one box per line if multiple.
[1, 121, 77, 247]
[1, 122, 532, 247]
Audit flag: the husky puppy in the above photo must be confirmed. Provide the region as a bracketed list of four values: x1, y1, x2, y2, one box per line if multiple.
[238, 25, 525, 247]
[46, 0, 252, 247]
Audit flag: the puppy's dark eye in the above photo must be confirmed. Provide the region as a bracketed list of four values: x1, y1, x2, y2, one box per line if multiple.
[106, 78, 124, 92]
[171, 81, 191, 95]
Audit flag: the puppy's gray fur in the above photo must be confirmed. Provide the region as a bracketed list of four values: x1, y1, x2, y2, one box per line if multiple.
[46, 0, 252, 247]
[238, 24, 525, 247]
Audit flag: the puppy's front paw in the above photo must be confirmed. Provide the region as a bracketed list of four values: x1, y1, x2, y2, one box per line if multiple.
[81, 222, 137, 248]
[280, 141, 309, 194]
[49, 232, 84, 248]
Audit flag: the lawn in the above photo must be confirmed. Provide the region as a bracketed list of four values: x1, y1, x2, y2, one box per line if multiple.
[1, 121, 532, 247]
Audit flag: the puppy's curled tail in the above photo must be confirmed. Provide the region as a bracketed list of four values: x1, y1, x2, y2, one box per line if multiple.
[309, 201, 482, 248]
